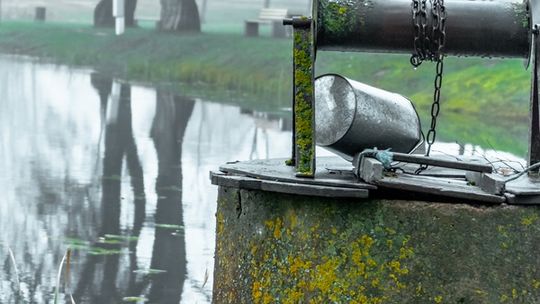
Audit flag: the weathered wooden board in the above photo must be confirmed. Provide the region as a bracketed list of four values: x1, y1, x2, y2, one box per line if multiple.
[220, 157, 376, 190]
[505, 193, 540, 205]
[505, 175, 540, 195]
[374, 174, 506, 204]
[358, 156, 505, 204]
[211, 171, 369, 198]
[215, 157, 540, 204]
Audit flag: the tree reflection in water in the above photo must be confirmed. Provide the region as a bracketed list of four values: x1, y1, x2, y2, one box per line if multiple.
[0, 59, 297, 303]
[74, 74, 193, 303]
[149, 92, 194, 303]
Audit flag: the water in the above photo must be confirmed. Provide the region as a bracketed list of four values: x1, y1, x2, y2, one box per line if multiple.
[0, 57, 294, 303]
[0, 57, 526, 303]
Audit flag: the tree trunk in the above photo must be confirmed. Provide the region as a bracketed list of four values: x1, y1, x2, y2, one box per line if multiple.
[94, 0, 138, 28]
[200, 0, 207, 23]
[159, 0, 201, 32]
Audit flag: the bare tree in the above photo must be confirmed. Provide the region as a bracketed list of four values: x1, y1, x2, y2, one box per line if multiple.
[159, 0, 201, 32]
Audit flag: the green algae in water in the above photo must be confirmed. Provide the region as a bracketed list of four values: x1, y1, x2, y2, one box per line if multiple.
[65, 237, 125, 255]
[87, 247, 125, 256]
[133, 268, 167, 275]
[104, 234, 139, 241]
[103, 234, 139, 242]
[154, 223, 184, 230]
[122, 296, 148, 302]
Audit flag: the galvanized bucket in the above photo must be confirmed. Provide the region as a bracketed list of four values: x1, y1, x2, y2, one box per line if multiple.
[315, 74, 422, 161]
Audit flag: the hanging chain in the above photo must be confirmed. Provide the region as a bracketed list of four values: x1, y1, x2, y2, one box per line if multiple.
[411, 0, 446, 173]
[426, 0, 446, 156]
[411, 0, 428, 67]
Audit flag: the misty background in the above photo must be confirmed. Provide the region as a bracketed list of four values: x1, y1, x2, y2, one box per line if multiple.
[0, 0, 310, 28]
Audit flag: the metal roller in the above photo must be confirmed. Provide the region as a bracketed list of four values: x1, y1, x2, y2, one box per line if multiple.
[315, 74, 422, 161]
[314, 0, 530, 58]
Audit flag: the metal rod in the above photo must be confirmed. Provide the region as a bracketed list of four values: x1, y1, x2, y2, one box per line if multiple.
[529, 27, 540, 171]
[391, 152, 493, 173]
[315, 0, 530, 58]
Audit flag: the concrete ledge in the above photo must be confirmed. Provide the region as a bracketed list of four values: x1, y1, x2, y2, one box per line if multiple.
[213, 186, 540, 303]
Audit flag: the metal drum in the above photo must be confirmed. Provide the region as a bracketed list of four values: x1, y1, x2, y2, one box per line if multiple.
[314, 0, 530, 59]
[315, 74, 422, 161]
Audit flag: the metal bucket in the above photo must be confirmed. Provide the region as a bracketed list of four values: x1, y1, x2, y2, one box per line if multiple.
[315, 74, 422, 161]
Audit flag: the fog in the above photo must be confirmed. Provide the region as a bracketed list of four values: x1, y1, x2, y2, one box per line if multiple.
[0, 0, 532, 303]
[0, 0, 310, 23]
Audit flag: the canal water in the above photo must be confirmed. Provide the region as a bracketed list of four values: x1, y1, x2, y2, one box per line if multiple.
[0, 57, 525, 303]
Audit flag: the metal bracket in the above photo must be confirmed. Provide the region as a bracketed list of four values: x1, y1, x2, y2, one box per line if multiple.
[283, 17, 316, 177]
[529, 23, 540, 172]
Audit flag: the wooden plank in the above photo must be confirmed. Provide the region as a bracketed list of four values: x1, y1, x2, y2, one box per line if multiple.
[505, 193, 540, 205]
[211, 171, 369, 199]
[220, 158, 376, 190]
[505, 175, 540, 195]
[374, 174, 506, 204]
[215, 157, 516, 204]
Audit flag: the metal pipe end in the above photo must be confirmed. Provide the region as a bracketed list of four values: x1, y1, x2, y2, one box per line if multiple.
[283, 16, 312, 28]
[283, 18, 293, 26]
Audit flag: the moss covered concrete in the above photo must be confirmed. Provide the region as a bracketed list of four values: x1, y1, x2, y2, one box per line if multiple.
[214, 186, 540, 303]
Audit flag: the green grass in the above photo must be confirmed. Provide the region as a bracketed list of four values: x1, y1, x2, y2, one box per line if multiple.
[0, 21, 532, 155]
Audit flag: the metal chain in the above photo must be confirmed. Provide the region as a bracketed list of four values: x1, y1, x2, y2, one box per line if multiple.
[411, 0, 428, 66]
[426, 0, 446, 156]
[412, 0, 446, 173]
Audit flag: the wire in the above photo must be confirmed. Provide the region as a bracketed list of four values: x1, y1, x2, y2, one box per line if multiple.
[504, 162, 540, 184]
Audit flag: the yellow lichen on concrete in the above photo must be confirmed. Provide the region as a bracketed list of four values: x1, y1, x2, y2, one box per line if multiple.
[521, 214, 539, 226]
[214, 188, 540, 303]
[216, 211, 225, 235]
[249, 214, 415, 303]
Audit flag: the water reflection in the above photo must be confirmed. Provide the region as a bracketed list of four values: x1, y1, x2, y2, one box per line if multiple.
[74, 76, 148, 303]
[0, 56, 526, 303]
[147, 92, 194, 303]
[75, 77, 199, 303]
[0, 57, 293, 303]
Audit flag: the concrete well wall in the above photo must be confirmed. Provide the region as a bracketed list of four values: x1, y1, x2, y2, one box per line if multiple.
[213, 186, 540, 303]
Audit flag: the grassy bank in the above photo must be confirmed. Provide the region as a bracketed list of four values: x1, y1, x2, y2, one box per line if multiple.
[0, 21, 532, 155]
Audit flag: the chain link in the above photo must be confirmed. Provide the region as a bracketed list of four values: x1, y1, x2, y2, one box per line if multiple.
[411, 0, 428, 66]
[412, 0, 446, 174]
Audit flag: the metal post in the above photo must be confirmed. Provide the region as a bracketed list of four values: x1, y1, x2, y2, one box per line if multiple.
[530, 25, 540, 173]
[529, 2, 540, 173]
[113, 0, 125, 35]
[284, 17, 316, 177]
